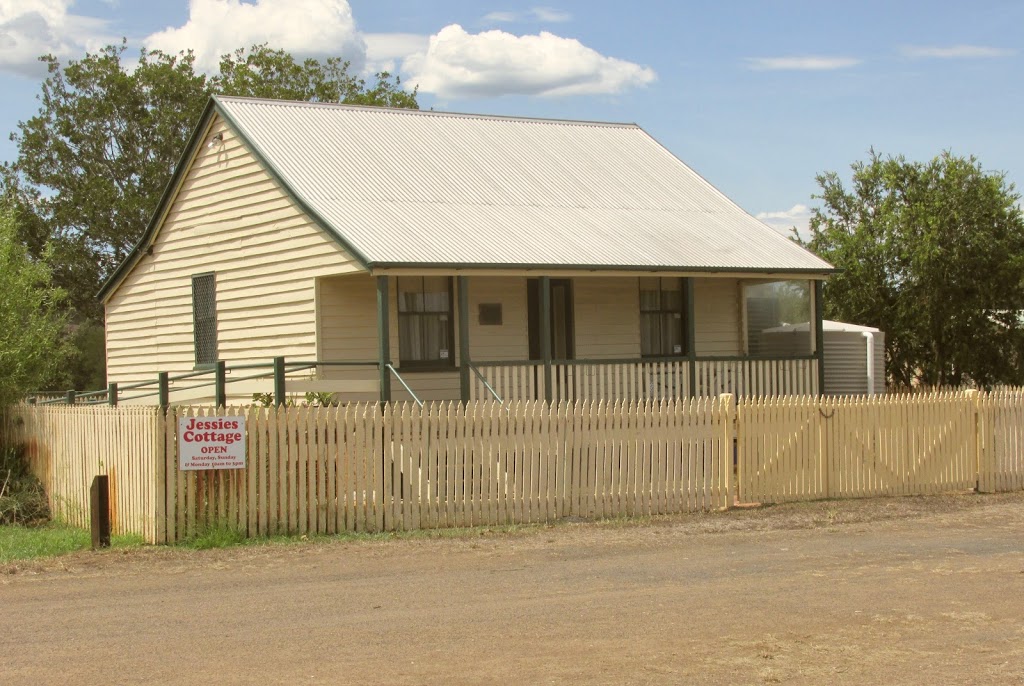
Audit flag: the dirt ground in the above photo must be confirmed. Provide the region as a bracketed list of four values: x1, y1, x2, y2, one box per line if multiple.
[2, 492, 1023, 685]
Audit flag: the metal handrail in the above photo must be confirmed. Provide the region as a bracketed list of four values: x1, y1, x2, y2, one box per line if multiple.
[386, 364, 423, 407]
[468, 364, 503, 403]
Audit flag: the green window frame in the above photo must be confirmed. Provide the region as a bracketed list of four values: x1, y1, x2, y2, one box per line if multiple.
[192, 272, 218, 367]
[639, 277, 686, 357]
[397, 276, 455, 370]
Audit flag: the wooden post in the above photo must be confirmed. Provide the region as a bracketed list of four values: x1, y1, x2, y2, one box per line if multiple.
[376, 275, 392, 402]
[66, 390, 76, 405]
[966, 389, 986, 493]
[273, 356, 286, 407]
[90, 475, 111, 549]
[458, 276, 471, 404]
[540, 276, 552, 403]
[719, 393, 734, 510]
[215, 360, 227, 408]
[685, 277, 697, 398]
[158, 372, 169, 410]
[107, 382, 118, 407]
[814, 279, 825, 397]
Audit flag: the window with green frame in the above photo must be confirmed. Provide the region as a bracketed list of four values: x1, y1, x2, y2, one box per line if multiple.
[397, 276, 455, 369]
[192, 272, 217, 367]
[639, 277, 685, 357]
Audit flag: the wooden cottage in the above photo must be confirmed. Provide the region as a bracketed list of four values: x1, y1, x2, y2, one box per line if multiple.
[98, 96, 834, 405]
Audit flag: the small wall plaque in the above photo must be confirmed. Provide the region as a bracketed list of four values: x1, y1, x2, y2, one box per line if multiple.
[478, 303, 503, 325]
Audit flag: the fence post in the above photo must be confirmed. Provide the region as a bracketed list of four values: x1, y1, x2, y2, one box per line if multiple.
[158, 372, 169, 410]
[967, 389, 988, 493]
[107, 382, 118, 407]
[719, 393, 734, 510]
[215, 360, 227, 408]
[273, 356, 286, 407]
[90, 475, 111, 549]
[66, 390, 76, 406]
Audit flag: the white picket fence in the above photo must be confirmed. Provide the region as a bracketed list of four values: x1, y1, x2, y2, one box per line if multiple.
[5, 389, 1024, 544]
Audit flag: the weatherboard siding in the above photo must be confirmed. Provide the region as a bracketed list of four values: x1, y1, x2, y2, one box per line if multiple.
[105, 115, 361, 391]
[693, 278, 742, 356]
[573, 277, 642, 359]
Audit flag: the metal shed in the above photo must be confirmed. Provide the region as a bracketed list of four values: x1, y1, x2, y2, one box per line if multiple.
[760, 320, 885, 395]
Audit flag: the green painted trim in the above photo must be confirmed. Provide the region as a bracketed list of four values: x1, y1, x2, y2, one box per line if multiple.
[158, 372, 169, 410]
[468, 363, 503, 402]
[685, 277, 697, 398]
[457, 275, 471, 403]
[476, 355, 816, 366]
[373, 261, 836, 276]
[814, 280, 826, 397]
[539, 276, 552, 402]
[377, 276, 392, 402]
[214, 361, 227, 408]
[386, 364, 423, 407]
[273, 357, 286, 408]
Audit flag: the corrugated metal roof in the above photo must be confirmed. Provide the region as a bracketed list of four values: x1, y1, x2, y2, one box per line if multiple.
[214, 96, 833, 273]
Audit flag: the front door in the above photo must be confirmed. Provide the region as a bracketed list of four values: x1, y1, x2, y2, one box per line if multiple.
[527, 278, 575, 360]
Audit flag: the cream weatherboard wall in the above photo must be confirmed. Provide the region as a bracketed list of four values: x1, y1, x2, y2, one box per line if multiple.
[693, 278, 742, 356]
[104, 115, 362, 390]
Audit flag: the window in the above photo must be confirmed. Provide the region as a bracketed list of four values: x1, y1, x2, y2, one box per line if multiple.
[397, 276, 454, 368]
[192, 273, 217, 366]
[744, 280, 811, 357]
[640, 277, 685, 357]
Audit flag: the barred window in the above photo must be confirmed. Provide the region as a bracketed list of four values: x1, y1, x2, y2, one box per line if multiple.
[639, 277, 685, 357]
[397, 276, 454, 369]
[192, 273, 217, 366]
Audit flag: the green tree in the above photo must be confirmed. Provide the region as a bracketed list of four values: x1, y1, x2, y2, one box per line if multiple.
[5, 42, 418, 389]
[0, 205, 73, 407]
[6, 41, 209, 321]
[213, 45, 418, 108]
[803, 151, 1024, 388]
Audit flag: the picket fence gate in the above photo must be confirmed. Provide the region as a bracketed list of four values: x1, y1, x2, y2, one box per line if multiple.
[737, 392, 978, 504]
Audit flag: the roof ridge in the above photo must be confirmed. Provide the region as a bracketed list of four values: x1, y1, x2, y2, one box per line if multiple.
[213, 94, 640, 129]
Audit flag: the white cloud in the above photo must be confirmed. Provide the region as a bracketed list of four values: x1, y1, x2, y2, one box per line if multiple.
[482, 11, 518, 23]
[144, 0, 366, 74]
[0, 0, 113, 77]
[530, 7, 571, 22]
[364, 32, 429, 73]
[756, 204, 813, 238]
[745, 56, 862, 71]
[402, 24, 656, 98]
[900, 44, 1016, 59]
[483, 7, 571, 24]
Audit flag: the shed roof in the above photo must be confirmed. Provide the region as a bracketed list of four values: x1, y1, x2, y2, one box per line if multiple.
[214, 96, 832, 274]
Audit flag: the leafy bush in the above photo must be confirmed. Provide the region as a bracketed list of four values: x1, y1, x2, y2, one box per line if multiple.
[0, 445, 50, 525]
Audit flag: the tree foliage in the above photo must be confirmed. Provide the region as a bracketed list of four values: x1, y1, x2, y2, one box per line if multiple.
[213, 46, 418, 108]
[0, 205, 73, 407]
[5, 42, 418, 322]
[803, 151, 1024, 388]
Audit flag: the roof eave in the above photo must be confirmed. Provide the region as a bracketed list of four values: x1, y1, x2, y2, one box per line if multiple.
[369, 261, 836, 276]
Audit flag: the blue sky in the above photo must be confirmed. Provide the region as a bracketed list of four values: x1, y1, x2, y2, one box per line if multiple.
[1, 0, 1021, 234]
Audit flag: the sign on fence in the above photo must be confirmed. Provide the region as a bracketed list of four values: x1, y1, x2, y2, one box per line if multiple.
[178, 416, 246, 470]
